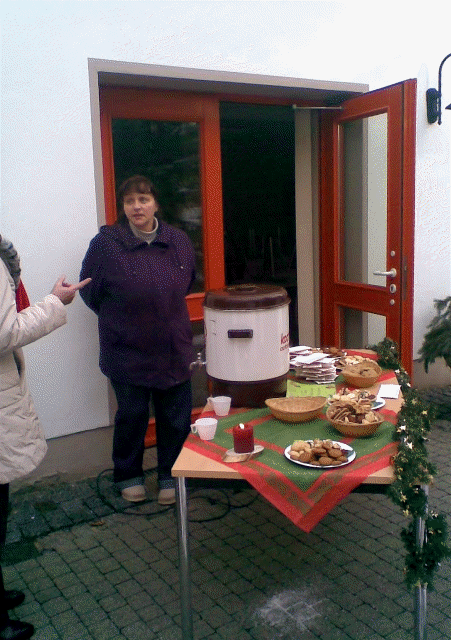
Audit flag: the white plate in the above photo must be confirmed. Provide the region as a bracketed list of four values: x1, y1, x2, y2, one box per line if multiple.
[284, 441, 356, 469]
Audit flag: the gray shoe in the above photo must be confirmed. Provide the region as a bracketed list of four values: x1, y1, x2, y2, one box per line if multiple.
[158, 488, 176, 505]
[121, 485, 146, 502]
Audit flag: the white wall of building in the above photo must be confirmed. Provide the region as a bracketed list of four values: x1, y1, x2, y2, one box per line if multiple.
[2, 1, 450, 438]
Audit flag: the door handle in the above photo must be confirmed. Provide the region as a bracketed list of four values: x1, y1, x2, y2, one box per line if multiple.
[373, 268, 397, 278]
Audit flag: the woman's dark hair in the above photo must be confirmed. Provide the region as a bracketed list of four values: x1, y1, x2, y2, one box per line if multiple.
[116, 175, 159, 223]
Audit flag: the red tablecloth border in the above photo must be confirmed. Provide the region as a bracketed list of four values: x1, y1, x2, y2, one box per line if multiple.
[185, 402, 398, 533]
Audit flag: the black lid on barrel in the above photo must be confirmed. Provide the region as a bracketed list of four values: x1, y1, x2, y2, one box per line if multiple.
[204, 284, 290, 310]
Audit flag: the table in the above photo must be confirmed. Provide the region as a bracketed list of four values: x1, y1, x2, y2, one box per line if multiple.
[172, 362, 427, 640]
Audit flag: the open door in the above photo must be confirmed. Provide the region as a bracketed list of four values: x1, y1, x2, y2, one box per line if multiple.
[319, 79, 416, 375]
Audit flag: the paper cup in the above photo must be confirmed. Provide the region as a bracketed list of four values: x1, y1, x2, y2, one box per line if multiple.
[208, 396, 232, 417]
[191, 417, 218, 440]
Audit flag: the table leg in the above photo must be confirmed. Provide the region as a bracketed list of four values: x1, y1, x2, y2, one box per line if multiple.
[414, 484, 429, 640]
[175, 477, 193, 640]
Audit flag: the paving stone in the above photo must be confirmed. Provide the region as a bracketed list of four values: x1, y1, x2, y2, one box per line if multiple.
[86, 579, 117, 599]
[343, 619, 375, 639]
[77, 568, 104, 586]
[38, 553, 71, 577]
[77, 606, 108, 626]
[60, 583, 90, 599]
[41, 595, 72, 617]
[100, 537, 128, 553]
[83, 545, 110, 562]
[32, 585, 62, 603]
[121, 620, 157, 639]
[151, 585, 178, 607]
[434, 616, 451, 636]
[137, 601, 166, 623]
[104, 567, 133, 585]
[124, 589, 155, 610]
[31, 625, 60, 640]
[68, 592, 99, 613]
[50, 608, 82, 631]
[134, 570, 161, 590]
[119, 555, 148, 574]
[12, 601, 50, 626]
[69, 558, 98, 575]
[155, 625, 184, 640]
[89, 618, 121, 640]
[114, 578, 143, 599]
[108, 604, 140, 628]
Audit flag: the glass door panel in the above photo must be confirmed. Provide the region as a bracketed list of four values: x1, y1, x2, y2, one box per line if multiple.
[112, 118, 204, 293]
[340, 306, 386, 349]
[341, 113, 388, 286]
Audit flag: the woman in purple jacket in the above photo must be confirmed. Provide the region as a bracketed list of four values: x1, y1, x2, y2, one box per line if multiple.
[80, 176, 196, 505]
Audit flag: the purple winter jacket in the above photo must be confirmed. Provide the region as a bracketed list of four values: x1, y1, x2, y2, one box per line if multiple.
[79, 220, 196, 389]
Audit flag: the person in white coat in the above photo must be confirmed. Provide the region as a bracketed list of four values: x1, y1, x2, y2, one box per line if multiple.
[0, 235, 90, 640]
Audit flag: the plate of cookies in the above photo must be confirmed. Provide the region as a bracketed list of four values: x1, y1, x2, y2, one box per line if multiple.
[284, 438, 355, 469]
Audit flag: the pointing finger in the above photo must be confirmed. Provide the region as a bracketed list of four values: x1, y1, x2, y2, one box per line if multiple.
[74, 278, 92, 290]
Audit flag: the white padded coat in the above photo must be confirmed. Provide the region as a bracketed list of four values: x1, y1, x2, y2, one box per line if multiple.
[0, 260, 67, 484]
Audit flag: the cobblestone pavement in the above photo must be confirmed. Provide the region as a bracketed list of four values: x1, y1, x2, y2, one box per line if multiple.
[3, 423, 451, 640]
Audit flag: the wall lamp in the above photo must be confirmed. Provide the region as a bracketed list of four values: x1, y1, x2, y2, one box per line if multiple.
[426, 53, 451, 124]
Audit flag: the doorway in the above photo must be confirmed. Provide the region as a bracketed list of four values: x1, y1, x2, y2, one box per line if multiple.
[219, 102, 298, 344]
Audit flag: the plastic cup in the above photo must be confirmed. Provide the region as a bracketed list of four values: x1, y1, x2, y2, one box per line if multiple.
[190, 417, 218, 440]
[208, 396, 232, 416]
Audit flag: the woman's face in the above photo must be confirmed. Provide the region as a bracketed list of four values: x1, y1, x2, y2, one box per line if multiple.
[123, 190, 158, 232]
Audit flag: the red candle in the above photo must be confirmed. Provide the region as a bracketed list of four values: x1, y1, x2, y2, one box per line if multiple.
[233, 422, 254, 453]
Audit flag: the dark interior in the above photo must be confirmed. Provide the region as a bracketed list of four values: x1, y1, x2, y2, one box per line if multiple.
[219, 102, 298, 344]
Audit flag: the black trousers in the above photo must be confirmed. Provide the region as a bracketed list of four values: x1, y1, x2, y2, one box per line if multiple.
[0, 483, 10, 624]
[110, 379, 192, 490]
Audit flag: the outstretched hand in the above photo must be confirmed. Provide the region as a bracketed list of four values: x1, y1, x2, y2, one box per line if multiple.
[51, 275, 91, 305]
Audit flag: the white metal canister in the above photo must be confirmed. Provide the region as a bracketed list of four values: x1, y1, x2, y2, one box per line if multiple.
[203, 284, 290, 407]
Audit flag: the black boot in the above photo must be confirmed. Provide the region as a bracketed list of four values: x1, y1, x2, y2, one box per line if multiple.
[0, 620, 34, 640]
[4, 593, 25, 611]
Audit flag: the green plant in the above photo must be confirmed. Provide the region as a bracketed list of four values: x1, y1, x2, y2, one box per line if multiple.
[418, 297, 451, 371]
[373, 337, 451, 590]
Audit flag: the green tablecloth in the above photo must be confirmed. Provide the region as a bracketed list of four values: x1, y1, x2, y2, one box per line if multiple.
[185, 405, 397, 532]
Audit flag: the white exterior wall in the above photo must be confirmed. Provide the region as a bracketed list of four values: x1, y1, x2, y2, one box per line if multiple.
[2, 1, 451, 438]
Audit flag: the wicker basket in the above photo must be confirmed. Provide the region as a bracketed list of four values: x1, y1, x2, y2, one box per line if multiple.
[325, 406, 383, 437]
[341, 360, 382, 388]
[265, 396, 327, 423]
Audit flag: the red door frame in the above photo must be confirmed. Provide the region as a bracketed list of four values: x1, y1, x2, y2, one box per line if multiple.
[319, 79, 416, 375]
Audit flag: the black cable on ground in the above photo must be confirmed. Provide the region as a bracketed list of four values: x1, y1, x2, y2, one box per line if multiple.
[94, 467, 259, 523]
[95, 468, 173, 518]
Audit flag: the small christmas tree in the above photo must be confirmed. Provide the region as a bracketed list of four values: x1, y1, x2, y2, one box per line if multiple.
[418, 297, 451, 372]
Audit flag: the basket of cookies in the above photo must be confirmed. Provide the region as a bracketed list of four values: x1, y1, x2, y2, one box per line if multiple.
[265, 396, 327, 423]
[326, 399, 383, 437]
[341, 358, 382, 388]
